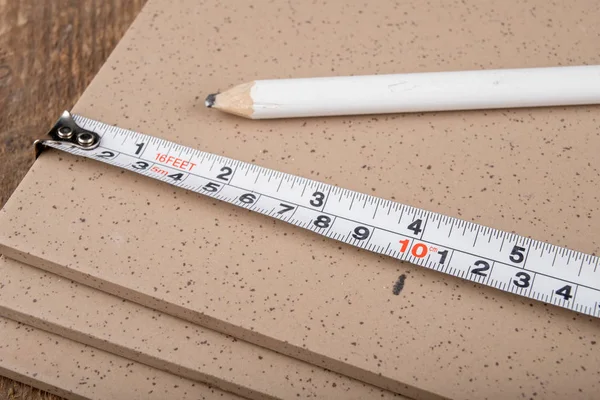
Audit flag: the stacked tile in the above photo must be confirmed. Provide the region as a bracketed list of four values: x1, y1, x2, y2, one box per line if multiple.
[0, 256, 402, 400]
[1, 0, 599, 399]
[0, 316, 242, 400]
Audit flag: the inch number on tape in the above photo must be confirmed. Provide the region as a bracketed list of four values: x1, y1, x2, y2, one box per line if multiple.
[36, 111, 600, 318]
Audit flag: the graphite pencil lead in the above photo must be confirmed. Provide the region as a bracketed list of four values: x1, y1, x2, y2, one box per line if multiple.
[205, 93, 217, 108]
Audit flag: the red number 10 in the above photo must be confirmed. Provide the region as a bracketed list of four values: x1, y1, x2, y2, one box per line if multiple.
[399, 239, 428, 258]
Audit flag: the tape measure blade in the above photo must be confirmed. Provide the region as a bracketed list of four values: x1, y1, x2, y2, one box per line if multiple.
[46, 114, 600, 319]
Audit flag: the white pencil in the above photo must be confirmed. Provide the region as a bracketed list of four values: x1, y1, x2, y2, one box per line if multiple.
[205, 65, 600, 119]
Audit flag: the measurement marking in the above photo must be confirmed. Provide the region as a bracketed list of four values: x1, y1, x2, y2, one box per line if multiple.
[208, 158, 217, 171]
[226, 161, 240, 183]
[526, 273, 537, 297]
[520, 241, 533, 270]
[442, 250, 455, 275]
[397, 207, 405, 225]
[418, 214, 429, 241]
[578, 259, 586, 277]
[320, 186, 332, 212]
[301, 181, 308, 196]
[372, 199, 380, 219]
[384, 242, 391, 254]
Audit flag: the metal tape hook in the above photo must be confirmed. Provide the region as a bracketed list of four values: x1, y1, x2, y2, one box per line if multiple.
[34, 111, 101, 158]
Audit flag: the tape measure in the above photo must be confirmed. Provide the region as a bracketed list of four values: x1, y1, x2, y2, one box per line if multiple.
[35, 111, 600, 318]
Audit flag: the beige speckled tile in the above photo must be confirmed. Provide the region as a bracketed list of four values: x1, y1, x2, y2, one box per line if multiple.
[0, 256, 404, 400]
[1, 0, 600, 399]
[0, 316, 242, 400]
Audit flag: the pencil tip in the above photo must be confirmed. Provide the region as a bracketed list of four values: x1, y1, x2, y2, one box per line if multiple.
[205, 93, 217, 108]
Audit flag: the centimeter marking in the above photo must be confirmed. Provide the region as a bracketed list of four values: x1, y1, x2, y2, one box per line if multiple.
[46, 115, 600, 318]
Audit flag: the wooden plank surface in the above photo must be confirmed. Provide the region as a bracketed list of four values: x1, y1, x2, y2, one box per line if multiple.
[0, 1, 146, 398]
[0, 0, 146, 207]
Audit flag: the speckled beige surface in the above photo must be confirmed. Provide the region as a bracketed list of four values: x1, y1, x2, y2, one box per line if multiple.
[0, 316, 241, 400]
[1, 0, 600, 399]
[0, 256, 403, 400]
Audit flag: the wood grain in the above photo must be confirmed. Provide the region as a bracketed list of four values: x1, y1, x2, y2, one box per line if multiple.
[0, 0, 146, 398]
[0, 0, 146, 207]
